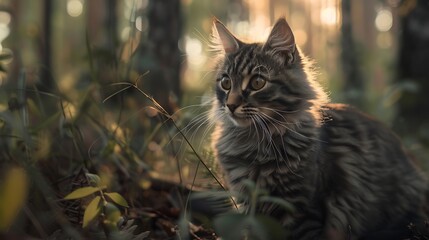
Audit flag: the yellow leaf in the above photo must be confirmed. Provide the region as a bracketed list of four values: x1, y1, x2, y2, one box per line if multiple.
[0, 167, 28, 231]
[64, 186, 99, 200]
[105, 192, 129, 208]
[83, 196, 101, 228]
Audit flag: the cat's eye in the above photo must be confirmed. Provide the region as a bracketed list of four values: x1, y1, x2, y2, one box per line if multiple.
[249, 76, 266, 90]
[220, 77, 232, 90]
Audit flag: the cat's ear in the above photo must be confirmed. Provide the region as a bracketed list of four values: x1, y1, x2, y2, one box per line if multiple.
[211, 18, 240, 54]
[264, 17, 296, 64]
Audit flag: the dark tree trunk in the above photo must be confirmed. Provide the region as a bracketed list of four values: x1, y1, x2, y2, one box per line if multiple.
[87, 0, 119, 74]
[7, 1, 22, 88]
[395, 0, 429, 146]
[340, 0, 364, 108]
[106, 0, 118, 50]
[39, 0, 53, 92]
[144, 0, 182, 113]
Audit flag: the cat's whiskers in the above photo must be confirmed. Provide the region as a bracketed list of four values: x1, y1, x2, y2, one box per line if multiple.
[254, 114, 302, 177]
[258, 107, 298, 125]
[169, 98, 221, 154]
[250, 114, 273, 162]
[190, 109, 230, 156]
[243, 108, 282, 161]
[247, 113, 265, 150]
[154, 105, 214, 168]
[254, 112, 303, 176]
[244, 108, 271, 144]
[259, 106, 300, 115]
[258, 111, 293, 134]
[254, 114, 285, 160]
[175, 109, 210, 139]
[257, 111, 323, 144]
[167, 111, 211, 160]
[248, 115, 263, 158]
[190, 112, 215, 149]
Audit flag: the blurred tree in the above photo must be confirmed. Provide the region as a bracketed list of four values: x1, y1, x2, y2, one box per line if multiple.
[39, 0, 53, 92]
[141, 0, 182, 113]
[87, 0, 119, 79]
[395, 0, 429, 147]
[340, 0, 364, 108]
[106, 0, 118, 51]
[6, 1, 21, 87]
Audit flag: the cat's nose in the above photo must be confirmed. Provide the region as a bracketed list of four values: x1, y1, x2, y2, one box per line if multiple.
[227, 104, 239, 113]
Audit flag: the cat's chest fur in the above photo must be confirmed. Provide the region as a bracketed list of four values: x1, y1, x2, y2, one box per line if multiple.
[212, 117, 319, 198]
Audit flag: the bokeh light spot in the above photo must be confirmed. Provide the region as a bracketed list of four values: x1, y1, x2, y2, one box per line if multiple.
[375, 9, 393, 32]
[67, 0, 83, 18]
[320, 7, 338, 26]
[186, 37, 205, 66]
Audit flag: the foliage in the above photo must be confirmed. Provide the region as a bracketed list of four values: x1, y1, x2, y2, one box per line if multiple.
[213, 180, 293, 240]
[0, 9, 179, 237]
[0, 14, 244, 237]
[63, 182, 129, 229]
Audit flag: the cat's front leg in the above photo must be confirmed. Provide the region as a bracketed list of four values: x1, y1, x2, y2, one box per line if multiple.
[291, 206, 355, 240]
[324, 200, 360, 240]
[290, 209, 326, 240]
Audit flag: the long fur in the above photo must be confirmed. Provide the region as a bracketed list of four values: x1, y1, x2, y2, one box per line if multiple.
[210, 17, 427, 239]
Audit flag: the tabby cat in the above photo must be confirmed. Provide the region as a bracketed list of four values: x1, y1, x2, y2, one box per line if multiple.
[210, 17, 427, 239]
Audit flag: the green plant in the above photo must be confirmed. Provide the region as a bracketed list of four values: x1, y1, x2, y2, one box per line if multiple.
[213, 180, 293, 240]
[63, 174, 129, 230]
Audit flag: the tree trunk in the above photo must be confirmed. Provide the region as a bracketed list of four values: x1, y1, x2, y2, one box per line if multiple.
[39, 0, 53, 92]
[395, 0, 429, 147]
[143, 0, 182, 113]
[340, 0, 364, 108]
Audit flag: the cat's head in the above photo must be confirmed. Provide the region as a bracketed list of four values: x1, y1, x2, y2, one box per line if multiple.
[211, 17, 328, 131]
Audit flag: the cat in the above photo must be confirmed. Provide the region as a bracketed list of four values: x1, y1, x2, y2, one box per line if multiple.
[209, 17, 428, 239]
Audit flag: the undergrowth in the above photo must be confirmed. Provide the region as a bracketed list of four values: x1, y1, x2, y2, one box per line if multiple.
[0, 22, 293, 240]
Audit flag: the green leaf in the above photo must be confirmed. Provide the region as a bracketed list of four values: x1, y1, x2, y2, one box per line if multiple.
[214, 213, 248, 240]
[104, 202, 121, 230]
[105, 192, 129, 208]
[254, 215, 288, 240]
[214, 212, 287, 240]
[64, 186, 100, 200]
[85, 173, 102, 187]
[0, 167, 28, 231]
[83, 196, 102, 228]
[243, 216, 269, 240]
